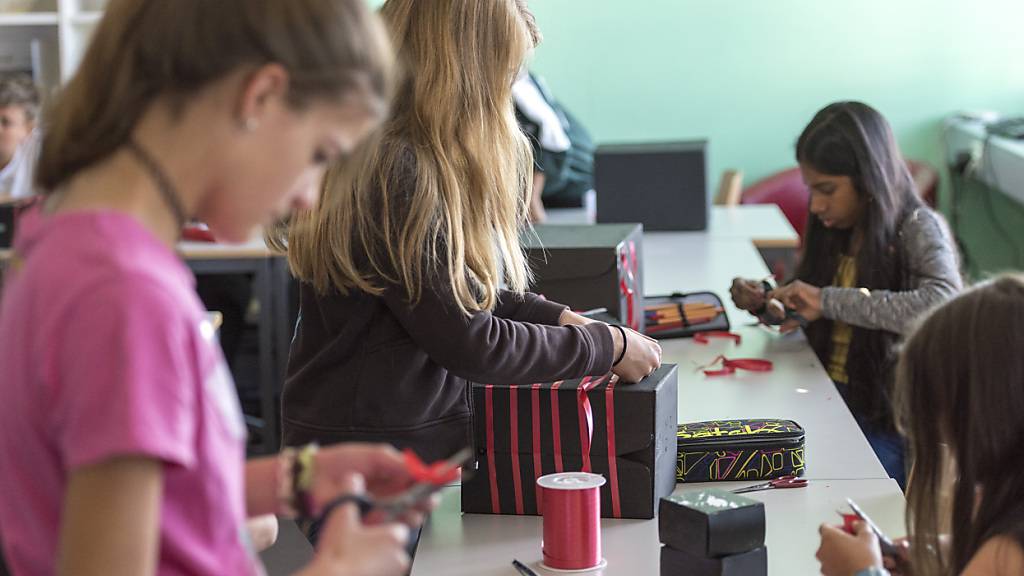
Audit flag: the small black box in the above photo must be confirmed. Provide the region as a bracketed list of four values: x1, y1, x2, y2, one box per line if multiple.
[524, 223, 644, 332]
[660, 545, 767, 576]
[462, 365, 678, 519]
[595, 140, 708, 231]
[659, 489, 765, 557]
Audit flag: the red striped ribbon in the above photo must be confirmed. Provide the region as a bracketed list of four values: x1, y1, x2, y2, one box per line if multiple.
[576, 376, 596, 472]
[485, 385, 500, 513]
[509, 385, 524, 514]
[605, 375, 622, 518]
[485, 375, 624, 517]
[619, 244, 638, 330]
[531, 383, 543, 513]
[551, 380, 564, 472]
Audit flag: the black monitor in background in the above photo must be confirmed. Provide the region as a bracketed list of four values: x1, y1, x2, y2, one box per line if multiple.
[594, 140, 708, 231]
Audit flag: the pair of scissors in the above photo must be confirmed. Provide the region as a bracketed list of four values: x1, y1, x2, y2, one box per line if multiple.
[314, 447, 473, 523]
[731, 475, 808, 494]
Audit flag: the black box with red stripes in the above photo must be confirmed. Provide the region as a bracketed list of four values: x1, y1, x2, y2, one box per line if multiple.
[523, 223, 645, 332]
[461, 364, 678, 519]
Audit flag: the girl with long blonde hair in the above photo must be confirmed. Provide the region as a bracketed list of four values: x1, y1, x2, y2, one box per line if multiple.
[278, 0, 661, 464]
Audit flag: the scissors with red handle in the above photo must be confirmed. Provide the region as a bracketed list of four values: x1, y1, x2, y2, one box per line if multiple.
[731, 475, 808, 494]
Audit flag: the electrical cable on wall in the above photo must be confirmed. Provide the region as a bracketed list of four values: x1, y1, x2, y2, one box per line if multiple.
[941, 124, 972, 271]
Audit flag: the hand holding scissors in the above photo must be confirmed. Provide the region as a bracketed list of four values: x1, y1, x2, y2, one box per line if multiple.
[731, 475, 808, 494]
[314, 447, 471, 524]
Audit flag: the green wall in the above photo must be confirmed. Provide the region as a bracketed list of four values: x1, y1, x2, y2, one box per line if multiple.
[369, 0, 1024, 277]
[524, 0, 1024, 278]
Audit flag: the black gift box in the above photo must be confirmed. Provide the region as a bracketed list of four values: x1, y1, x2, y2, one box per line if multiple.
[659, 489, 765, 557]
[677, 419, 806, 483]
[462, 364, 678, 519]
[523, 223, 644, 332]
[660, 545, 767, 576]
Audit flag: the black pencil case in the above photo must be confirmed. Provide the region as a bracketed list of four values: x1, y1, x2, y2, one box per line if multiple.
[676, 419, 805, 483]
[643, 292, 730, 339]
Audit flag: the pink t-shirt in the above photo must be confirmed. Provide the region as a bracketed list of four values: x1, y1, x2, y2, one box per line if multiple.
[0, 207, 261, 576]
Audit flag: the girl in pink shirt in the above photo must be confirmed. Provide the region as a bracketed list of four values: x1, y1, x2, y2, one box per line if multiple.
[0, 1, 427, 575]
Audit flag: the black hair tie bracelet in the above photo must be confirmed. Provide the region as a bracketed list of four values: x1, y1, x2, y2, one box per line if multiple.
[611, 324, 628, 367]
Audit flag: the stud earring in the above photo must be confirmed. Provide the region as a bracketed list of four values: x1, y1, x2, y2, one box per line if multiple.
[243, 117, 260, 132]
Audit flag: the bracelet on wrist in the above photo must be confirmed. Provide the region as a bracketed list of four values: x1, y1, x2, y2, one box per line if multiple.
[276, 447, 299, 517]
[294, 443, 319, 519]
[611, 324, 628, 366]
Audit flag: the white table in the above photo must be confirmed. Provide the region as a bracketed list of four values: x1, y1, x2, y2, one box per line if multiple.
[264, 211, 899, 575]
[664, 326, 887, 480]
[412, 478, 904, 576]
[546, 205, 799, 250]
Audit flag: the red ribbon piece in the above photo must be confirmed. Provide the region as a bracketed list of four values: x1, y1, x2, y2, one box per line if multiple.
[694, 331, 742, 345]
[403, 449, 463, 485]
[701, 354, 774, 377]
[619, 243, 638, 330]
[605, 375, 622, 518]
[577, 375, 607, 473]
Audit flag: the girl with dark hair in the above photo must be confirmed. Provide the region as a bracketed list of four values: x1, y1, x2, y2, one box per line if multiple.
[816, 275, 1024, 576]
[730, 102, 961, 488]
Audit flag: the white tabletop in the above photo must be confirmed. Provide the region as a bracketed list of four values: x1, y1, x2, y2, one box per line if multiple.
[643, 232, 768, 320]
[663, 326, 887, 480]
[708, 205, 798, 248]
[546, 205, 798, 249]
[412, 478, 904, 576]
[259, 207, 899, 575]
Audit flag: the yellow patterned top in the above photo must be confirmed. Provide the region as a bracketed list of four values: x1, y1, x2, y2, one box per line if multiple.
[826, 255, 857, 384]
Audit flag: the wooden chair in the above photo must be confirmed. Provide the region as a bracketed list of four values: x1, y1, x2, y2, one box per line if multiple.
[714, 169, 744, 206]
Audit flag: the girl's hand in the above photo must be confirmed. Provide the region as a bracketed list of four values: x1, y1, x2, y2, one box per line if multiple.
[247, 514, 280, 552]
[729, 277, 767, 313]
[311, 444, 437, 526]
[297, 475, 411, 576]
[770, 280, 823, 332]
[883, 537, 912, 576]
[816, 522, 883, 576]
[611, 326, 662, 383]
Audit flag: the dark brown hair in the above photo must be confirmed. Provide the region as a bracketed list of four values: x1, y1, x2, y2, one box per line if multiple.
[37, 0, 393, 192]
[897, 275, 1024, 574]
[795, 101, 924, 431]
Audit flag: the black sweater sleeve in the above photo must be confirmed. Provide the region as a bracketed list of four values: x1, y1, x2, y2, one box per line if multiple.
[492, 289, 568, 325]
[381, 282, 613, 385]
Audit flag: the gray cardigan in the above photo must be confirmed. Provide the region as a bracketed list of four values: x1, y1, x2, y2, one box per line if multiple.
[820, 208, 962, 335]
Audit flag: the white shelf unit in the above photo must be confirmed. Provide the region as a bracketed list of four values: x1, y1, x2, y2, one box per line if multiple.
[0, 0, 105, 94]
[0, 11, 57, 25]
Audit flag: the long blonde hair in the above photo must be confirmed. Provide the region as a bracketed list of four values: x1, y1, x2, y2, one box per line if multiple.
[280, 0, 540, 314]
